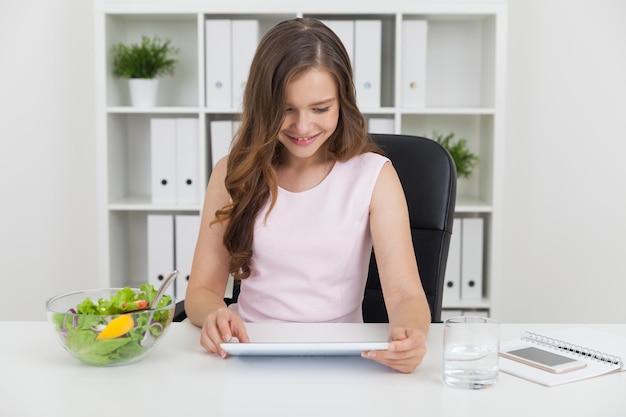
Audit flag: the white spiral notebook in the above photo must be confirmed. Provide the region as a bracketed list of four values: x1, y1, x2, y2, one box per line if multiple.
[500, 327, 626, 386]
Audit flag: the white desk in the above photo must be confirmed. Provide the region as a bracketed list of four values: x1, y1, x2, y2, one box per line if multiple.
[1, 322, 624, 417]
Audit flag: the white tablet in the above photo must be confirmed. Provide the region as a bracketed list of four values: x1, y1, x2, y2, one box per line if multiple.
[220, 322, 390, 356]
[222, 341, 389, 356]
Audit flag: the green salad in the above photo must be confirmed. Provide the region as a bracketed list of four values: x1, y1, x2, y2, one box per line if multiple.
[51, 284, 173, 366]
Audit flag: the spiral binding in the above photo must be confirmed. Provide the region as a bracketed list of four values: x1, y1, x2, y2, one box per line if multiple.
[521, 331, 623, 367]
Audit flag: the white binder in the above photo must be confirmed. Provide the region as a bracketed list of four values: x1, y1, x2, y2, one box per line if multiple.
[401, 20, 428, 108]
[443, 218, 462, 303]
[231, 19, 259, 111]
[210, 120, 233, 168]
[147, 214, 175, 298]
[150, 118, 177, 204]
[460, 218, 484, 300]
[175, 118, 199, 205]
[232, 120, 241, 139]
[205, 19, 232, 108]
[174, 214, 201, 301]
[354, 20, 382, 109]
[367, 118, 395, 134]
[321, 20, 354, 66]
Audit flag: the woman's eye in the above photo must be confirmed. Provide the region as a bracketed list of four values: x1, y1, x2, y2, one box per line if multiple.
[313, 107, 330, 113]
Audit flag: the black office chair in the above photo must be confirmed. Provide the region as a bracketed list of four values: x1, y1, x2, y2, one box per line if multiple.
[174, 134, 456, 323]
[363, 134, 456, 323]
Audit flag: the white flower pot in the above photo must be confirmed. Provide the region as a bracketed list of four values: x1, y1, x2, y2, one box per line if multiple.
[128, 78, 159, 107]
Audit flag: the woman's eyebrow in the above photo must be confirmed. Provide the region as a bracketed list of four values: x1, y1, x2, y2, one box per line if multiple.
[285, 97, 336, 107]
[310, 98, 336, 106]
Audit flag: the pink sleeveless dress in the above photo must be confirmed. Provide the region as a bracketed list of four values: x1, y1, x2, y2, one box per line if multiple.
[233, 152, 389, 323]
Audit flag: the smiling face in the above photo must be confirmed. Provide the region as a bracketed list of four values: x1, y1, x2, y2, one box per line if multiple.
[277, 68, 340, 164]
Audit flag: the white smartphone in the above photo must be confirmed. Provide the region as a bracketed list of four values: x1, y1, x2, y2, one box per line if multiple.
[500, 346, 587, 374]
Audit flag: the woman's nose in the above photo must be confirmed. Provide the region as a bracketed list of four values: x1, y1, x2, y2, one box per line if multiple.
[291, 112, 310, 132]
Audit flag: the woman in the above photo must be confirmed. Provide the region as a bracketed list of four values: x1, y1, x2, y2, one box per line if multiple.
[185, 17, 430, 373]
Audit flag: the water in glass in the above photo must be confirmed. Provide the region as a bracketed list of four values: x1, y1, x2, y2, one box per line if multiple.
[443, 316, 500, 389]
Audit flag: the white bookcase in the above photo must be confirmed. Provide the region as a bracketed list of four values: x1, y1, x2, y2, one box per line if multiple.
[95, 0, 507, 314]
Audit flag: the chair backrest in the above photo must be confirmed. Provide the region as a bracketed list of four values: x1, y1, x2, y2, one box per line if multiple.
[173, 134, 456, 323]
[363, 134, 456, 323]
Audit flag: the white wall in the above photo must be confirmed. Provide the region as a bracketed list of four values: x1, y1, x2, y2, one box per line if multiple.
[1, 0, 625, 322]
[495, 0, 626, 322]
[0, 0, 98, 320]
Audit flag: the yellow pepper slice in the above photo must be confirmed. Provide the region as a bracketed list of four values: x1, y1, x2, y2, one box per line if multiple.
[96, 315, 134, 340]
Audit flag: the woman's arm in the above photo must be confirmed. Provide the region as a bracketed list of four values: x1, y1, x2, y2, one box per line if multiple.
[185, 157, 250, 355]
[362, 161, 431, 373]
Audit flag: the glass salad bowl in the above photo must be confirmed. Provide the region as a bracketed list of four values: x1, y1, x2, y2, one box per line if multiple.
[45, 286, 175, 366]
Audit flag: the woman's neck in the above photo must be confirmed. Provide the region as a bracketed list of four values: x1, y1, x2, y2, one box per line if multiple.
[275, 150, 334, 192]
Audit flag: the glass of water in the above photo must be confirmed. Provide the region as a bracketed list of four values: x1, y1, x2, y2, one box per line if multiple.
[443, 316, 500, 389]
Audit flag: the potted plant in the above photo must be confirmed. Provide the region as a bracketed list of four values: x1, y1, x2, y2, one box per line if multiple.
[111, 36, 179, 106]
[430, 131, 479, 178]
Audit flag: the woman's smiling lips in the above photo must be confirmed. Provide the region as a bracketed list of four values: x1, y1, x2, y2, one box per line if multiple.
[286, 133, 320, 145]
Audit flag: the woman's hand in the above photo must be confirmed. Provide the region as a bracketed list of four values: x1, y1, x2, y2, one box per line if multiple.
[200, 307, 250, 358]
[361, 327, 427, 373]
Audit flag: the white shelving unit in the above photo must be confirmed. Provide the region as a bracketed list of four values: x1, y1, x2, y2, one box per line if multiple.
[95, 0, 507, 314]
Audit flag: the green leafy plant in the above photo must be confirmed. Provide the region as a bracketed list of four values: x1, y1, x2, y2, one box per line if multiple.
[111, 36, 179, 79]
[431, 131, 479, 178]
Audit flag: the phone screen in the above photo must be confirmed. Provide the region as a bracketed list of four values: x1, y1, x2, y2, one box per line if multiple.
[505, 347, 576, 366]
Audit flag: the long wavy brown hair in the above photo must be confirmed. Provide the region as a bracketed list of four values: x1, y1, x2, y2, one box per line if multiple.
[215, 17, 381, 280]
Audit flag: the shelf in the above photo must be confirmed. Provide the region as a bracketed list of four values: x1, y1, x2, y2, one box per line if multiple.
[202, 108, 244, 115]
[107, 106, 201, 114]
[109, 195, 201, 212]
[400, 107, 495, 115]
[96, 1, 506, 315]
[442, 298, 491, 310]
[455, 197, 492, 213]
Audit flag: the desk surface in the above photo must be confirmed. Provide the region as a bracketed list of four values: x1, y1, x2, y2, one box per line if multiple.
[1, 321, 624, 417]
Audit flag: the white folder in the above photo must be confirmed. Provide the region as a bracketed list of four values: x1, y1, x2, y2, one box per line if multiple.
[443, 218, 462, 303]
[174, 214, 201, 301]
[231, 20, 259, 111]
[232, 120, 241, 139]
[367, 118, 395, 134]
[150, 118, 177, 204]
[175, 118, 199, 205]
[460, 218, 484, 300]
[354, 20, 382, 109]
[147, 214, 175, 298]
[321, 20, 354, 67]
[441, 310, 464, 321]
[210, 120, 233, 168]
[401, 20, 428, 109]
[205, 19, 232, 108]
